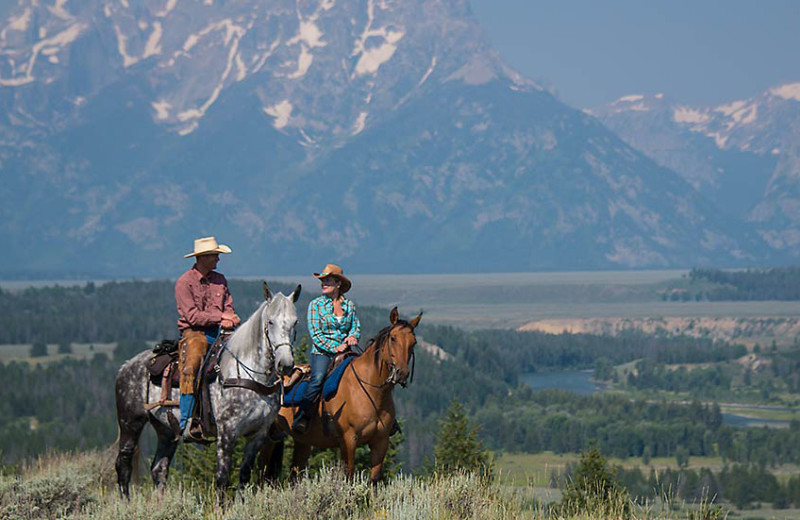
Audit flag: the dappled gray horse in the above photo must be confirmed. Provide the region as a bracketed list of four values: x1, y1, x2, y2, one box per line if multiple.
[114, 282, 300, 497]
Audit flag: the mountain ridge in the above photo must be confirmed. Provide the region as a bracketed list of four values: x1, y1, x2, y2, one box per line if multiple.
[0, 0, 787, 277]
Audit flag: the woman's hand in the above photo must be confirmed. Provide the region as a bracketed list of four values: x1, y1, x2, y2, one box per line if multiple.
[335, 343, 349, 353]
[344, 336, 358, 347]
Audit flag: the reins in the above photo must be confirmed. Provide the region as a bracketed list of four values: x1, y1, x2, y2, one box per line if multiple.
[219, 314, 294, 397]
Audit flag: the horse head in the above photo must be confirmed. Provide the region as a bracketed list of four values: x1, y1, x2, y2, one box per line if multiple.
[262, 281, 302, 376]
[382, 307, 423, 388]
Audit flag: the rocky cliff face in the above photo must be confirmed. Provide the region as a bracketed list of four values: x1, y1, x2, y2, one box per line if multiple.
[591, 85, 800, 259]
[0, 1, 776, 277]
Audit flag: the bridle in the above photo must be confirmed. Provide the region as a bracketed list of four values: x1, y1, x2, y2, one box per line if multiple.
[382, 330, 416, 388]
[218, 310, 296, 395]
[352, 324, 416, 390]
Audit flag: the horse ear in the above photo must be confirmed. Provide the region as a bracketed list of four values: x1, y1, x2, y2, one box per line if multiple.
[389, 307, 399, 325]
[263, 281, 272, 301]
[292, 284, 302, 303]
[409, 311, 423, 329]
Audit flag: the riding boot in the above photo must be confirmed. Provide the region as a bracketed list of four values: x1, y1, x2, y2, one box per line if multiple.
[292, 407, 310, 434]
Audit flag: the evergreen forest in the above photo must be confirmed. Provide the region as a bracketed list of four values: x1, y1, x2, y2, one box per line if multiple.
[1, 279, 800, 511]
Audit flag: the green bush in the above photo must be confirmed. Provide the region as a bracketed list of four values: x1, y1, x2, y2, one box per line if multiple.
[29, 342, 47, 358]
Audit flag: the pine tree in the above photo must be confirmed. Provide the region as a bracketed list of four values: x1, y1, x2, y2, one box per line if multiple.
[561, 446, 630, 518]
[30, 342, 47, 357]
[431, 398, 493, 480]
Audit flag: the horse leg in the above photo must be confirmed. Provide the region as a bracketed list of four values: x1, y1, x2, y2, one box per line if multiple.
[257, 440, 284, 485]
[150, 419, 179, 491]
[115, 417, 146, 499]
[340, 433, 358, 480]
[215, 429, 237, 492]
[368, 434, 391, 486]
[289, 441, 312, 483]
[238, 433, 269, 489]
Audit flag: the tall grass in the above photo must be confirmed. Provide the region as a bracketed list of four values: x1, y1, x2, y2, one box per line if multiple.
[1, 450, 729, 519]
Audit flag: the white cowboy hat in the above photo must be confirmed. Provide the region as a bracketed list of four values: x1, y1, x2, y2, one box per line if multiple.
[184, 236, 232, 258]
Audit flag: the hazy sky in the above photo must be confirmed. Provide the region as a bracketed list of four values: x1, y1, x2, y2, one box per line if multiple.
[468, 0, 799, 109]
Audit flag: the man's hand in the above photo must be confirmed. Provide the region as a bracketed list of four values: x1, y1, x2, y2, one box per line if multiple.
[221, 318, 236, 329]
[221, 312, 241, 329]
[344, 336, 358, 347]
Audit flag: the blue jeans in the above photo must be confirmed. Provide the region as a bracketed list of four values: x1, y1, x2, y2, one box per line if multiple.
[300, 351, 332, 413]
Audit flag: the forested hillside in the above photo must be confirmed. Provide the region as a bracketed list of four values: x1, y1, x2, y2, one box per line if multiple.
[0, 281, 800, 510]
[680, 266, 800, 301]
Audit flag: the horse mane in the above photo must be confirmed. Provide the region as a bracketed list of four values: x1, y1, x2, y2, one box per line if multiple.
[365, 320, 412, 365]
[227, 300, 269, 354]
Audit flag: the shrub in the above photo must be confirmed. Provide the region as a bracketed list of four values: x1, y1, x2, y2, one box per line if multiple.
[29, 342, 47, 358]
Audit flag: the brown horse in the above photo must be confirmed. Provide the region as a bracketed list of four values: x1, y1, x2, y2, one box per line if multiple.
[261, 307, 422, 484]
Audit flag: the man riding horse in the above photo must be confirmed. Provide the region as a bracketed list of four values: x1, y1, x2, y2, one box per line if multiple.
[175, 236, 241, 441]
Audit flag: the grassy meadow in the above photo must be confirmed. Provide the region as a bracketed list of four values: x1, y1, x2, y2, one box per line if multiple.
[0, 449, 739, 520]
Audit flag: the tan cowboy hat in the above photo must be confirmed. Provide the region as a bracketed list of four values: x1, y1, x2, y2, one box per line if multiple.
[313, 264, 352, 293]
[184, 236, 232, 258]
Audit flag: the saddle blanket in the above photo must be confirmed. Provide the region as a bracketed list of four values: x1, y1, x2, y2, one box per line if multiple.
[283, 357, 354, 407]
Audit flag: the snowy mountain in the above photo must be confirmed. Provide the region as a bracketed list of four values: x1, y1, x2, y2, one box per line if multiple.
[591, 84, 800, 257]
[0, 0, 774, 277]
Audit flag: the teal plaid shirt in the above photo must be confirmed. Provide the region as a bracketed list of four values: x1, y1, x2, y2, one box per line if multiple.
[307, 295, 361, 354]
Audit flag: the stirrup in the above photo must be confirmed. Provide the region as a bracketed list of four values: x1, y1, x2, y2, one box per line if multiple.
[183, 424, 212, 445]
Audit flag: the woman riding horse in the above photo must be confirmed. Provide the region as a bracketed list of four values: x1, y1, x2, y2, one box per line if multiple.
[262, 307, 422, 484]
[292, 263, 360, 433]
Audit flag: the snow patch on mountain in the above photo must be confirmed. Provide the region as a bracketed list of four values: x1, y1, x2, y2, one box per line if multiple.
[156, 0, 180, 18]
[352, 111, 367, 135]
[352, 0, 404, 77]
[49, 0, 73, 21]
[2, 7, 32, 37]
[285, 7, 329, 79]
[264, 100, 293, 129]
[144, 21, 163, 58]
[0, 22, 86, 86]
[715, 100, 757, 125]
[152, 100, 171, 120]
[417, 56, 437, 86]
[771, 83, 800, 102]
[673, 107, 709, 124]
[446, 54, 498, 85]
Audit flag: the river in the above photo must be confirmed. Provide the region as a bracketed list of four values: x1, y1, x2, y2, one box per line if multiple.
[520, 370, 790, 428]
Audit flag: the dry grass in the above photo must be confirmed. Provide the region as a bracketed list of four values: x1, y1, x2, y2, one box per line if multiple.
[0, 450, 741, 520]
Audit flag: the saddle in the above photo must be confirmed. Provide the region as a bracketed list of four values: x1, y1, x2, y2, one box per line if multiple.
[282, 352, 356, 407]
[143, 335, 227, 440]
[144, 340, 181, 409]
